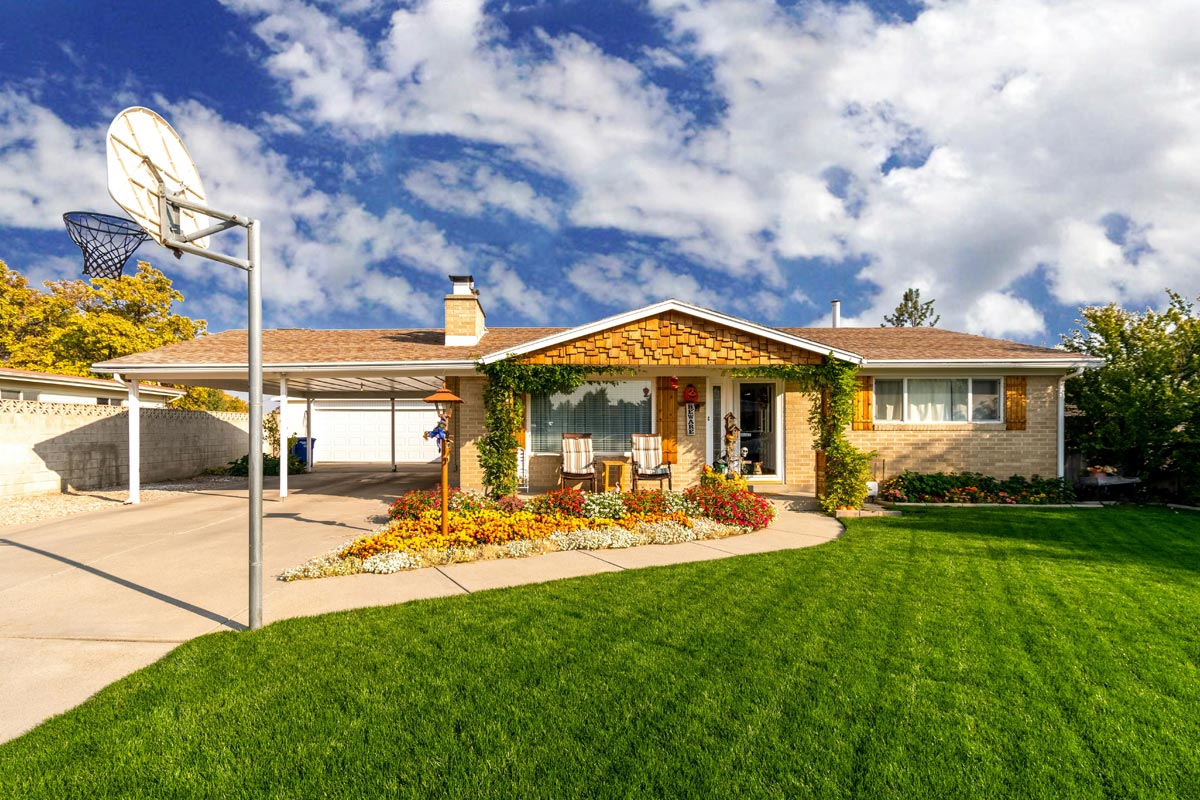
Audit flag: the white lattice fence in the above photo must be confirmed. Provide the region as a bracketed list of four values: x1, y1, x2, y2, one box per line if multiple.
[0, 401, 251, 498]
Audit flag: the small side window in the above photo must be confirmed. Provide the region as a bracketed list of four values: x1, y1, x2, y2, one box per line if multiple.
[0, 389, 20, 400]
[972, 379, 1001, 422]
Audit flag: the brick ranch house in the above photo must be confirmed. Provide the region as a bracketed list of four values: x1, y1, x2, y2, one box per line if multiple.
[97, 275, 1101, 497]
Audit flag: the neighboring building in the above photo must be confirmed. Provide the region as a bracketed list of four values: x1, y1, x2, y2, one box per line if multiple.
[97, 276, 1101, 493]
[0, 368, 184, 407]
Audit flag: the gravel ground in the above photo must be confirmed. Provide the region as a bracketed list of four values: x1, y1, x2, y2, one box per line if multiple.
[0, 476, 243, 529]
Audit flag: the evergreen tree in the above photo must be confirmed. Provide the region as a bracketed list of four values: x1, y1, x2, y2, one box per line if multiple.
[882, 288, 940, 327]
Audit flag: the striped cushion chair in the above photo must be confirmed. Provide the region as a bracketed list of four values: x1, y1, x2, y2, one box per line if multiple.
[630, 433, 672, 491]
[560, 433, 597, 492]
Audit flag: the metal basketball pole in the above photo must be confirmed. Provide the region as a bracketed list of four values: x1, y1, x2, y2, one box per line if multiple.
[247, 219, 263, 631]
[154, 191, 265, 631]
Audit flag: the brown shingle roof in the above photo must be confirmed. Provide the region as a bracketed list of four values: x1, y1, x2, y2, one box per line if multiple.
[97, 321, 1077, 370]
[97, 327, 566, 367]
[780, 327, 1069, 360]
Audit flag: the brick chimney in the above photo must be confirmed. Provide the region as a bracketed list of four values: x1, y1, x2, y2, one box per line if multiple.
[444, 275, 486, 346]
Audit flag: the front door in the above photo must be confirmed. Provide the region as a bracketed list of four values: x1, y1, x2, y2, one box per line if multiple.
[738, 382, 777, 476]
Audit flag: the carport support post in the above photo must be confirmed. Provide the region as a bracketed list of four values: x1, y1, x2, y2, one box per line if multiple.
[124, 377, 140, 505]
[305, 398, 313, 473]
[278, 375, 288, 500]
[390, 397, 397, 472]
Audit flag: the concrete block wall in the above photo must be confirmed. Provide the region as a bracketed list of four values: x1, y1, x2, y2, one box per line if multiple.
[0, 399, 250, 498]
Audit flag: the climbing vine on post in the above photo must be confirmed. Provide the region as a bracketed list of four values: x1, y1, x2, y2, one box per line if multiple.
[474, 359, 626, 497]
[731, 358, 875, 514]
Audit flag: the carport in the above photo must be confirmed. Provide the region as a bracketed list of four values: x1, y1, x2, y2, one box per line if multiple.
[93, 332, 486, 504]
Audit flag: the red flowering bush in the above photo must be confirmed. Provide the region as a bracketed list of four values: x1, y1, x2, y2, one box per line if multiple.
[683, 484, 775, 529]
[497, 494, 525, 513]
[524, 487, 586, 517]
[621, 490, 670, 515]
[389, 488, 497, 520]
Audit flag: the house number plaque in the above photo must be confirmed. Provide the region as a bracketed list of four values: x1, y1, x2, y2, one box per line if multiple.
[686, 403, 696, 436]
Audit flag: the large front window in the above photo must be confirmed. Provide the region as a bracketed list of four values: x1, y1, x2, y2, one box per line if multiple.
[530, 381, 652, 453]
[874, 378, 1002, 423]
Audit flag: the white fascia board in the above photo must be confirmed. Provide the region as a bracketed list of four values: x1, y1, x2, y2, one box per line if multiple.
[4, 371, 184, 397]
[92, 360, 480, 376]
[863, 357, 1104, 370]
[478, 298, 864, 365]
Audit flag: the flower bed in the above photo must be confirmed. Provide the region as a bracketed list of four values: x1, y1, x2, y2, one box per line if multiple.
[282, 485, 776, 581]
[878, 471, 1074, 505]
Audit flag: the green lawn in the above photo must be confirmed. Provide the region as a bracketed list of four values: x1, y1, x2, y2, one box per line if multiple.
[2, 507, 1198, 798]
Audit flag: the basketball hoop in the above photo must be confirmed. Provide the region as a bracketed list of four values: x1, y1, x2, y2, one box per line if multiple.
[62, 211, 150, 280]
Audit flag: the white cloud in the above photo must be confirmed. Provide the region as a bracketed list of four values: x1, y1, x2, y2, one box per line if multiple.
[404, 161, 558, 228]
[0, 91, 109, 229]
[964, 292, 1045, 339]
[480, 260, 561, 324]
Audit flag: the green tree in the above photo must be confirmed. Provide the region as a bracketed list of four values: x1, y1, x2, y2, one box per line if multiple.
[1, 259, 240, 406]
[1062, 291, 1200, 487]
[172, 386, 249, 412]
[882, 288, 940, 327]
[0, 260, 71, 371]
[44, 261, 206, 376]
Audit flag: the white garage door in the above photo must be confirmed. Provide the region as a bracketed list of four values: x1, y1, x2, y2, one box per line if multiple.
[308, 400, 441, 463]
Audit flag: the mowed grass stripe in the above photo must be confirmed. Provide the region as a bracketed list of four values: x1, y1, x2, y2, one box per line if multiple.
[1, 507, 1197, 798]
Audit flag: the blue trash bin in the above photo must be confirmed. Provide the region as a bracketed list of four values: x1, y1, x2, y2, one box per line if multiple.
[291, 437, 316, 463]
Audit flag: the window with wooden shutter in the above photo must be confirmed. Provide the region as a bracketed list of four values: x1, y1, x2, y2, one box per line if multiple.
[852, 376, 874, 430]
[1005, 376, 1027, 430]
[656, 377, 678, 463]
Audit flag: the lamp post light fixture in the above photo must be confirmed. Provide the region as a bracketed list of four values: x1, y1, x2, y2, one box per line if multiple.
[423, 385, 464, 538]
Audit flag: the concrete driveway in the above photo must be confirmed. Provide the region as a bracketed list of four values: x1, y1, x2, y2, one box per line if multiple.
[0, 468, 842, 743]
[0, 464, 442, 743]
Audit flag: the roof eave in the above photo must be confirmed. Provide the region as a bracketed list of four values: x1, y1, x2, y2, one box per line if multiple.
[863, 357, 1104, 370]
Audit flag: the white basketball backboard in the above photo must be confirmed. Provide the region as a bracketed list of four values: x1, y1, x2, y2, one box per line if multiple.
[107, 106, 210, 250]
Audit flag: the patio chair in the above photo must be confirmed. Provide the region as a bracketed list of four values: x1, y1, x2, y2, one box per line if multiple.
[560, 433, 597, 491]
[630, 433, 672, 491]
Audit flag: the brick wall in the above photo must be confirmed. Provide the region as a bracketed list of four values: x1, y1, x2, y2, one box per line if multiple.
[842, 375, 1059, 481]
[444, 295, 486, 340]
[449, 376, 488, 490]
[0, 399, 251, 498]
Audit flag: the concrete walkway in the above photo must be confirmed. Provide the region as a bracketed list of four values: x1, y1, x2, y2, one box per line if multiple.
[0, 469, 840, 743]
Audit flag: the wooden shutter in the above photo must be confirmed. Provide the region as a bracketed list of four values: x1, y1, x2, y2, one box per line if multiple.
[1005, 376, 1027, 430]
[852, 376, 874, 431]
[656, 377, 678, 464]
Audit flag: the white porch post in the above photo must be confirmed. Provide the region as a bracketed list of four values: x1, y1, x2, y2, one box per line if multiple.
[305, 397, 313, 473]
[390, 397, 397, 472]
[279, 375, 288, 499]
[124, 377, 140, 505]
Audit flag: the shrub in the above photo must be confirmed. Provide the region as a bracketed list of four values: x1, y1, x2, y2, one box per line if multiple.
[525, 487, 586, 517]
[497, 494, 525, 513]
[226, 453, 305, 477]
[820, 439, 875, 514]
[622, 490, 669, 515]
[683, 484, 775, 529]
[388, 489, 500, 521]
[878, 471, 1075, 504]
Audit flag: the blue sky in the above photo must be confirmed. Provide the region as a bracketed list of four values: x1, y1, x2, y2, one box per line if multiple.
[1, 0, 1196, 347]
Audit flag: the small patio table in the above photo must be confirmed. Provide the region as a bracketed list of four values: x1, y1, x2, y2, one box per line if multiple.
[600, 460, 629, 492]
